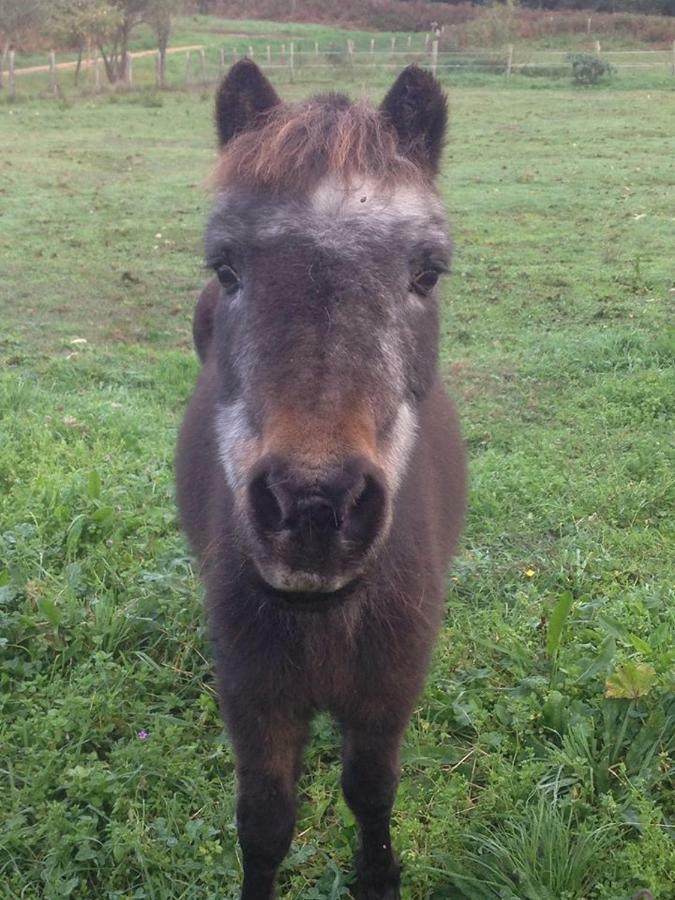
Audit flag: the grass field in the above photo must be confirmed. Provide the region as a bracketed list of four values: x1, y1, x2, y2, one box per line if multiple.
[1, 19, 674, 900]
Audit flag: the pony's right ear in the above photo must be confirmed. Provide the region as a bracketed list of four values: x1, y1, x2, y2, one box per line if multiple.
[215, 59, 280, 147]
[380, 65, 447, 175]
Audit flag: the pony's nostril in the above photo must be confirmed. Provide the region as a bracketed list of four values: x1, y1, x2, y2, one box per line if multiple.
[248, 472, 284, 533]
[343, 472, 386, 548]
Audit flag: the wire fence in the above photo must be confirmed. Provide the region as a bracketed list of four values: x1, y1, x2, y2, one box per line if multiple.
[4, 37, 675, 97]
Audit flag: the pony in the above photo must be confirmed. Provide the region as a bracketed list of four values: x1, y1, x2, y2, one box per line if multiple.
[176, 59, 466, 900]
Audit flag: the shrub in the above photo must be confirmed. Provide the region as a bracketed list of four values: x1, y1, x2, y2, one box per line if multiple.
[566, 51, 614, 84]
[519, 64, 569, 78]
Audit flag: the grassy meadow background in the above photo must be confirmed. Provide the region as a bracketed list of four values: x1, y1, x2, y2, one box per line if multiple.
[1, 14, 674, 900]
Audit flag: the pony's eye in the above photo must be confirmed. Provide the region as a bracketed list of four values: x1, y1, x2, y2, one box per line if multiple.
[411, 269, 440, 295]
[216, 264, 240, 295]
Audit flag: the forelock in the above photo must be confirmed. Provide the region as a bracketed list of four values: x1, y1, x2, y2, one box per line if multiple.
[211, 94, 426, 193]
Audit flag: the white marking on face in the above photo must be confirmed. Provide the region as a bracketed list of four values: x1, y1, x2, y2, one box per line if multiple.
[381, 401, 418, 494]
[214, 400, 256, 493]
[312, 176, 440, 221]
[254, 211, 295, 241]
[378, 331, 405, 394]
[209, 177, 449, 253]
[406, 290, 426, 312]
[310, 176, 449, 246]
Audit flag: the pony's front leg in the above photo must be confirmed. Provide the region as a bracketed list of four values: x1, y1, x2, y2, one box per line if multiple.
[227, 705, 309, 900]
[341, 723, 405, 900]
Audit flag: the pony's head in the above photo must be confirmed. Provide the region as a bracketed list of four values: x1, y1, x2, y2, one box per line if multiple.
[205, 61, 450, 599]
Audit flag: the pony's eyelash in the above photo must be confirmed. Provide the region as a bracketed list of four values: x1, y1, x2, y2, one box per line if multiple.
[206, 254, 227, 270]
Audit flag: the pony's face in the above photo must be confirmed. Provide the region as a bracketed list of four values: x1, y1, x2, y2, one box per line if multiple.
[205, 63, 450, 599]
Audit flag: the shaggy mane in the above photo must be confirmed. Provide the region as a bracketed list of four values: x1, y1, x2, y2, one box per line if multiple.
[212, 95, 423, 192]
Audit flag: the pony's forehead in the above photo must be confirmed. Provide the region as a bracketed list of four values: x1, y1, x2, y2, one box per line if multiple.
[312, 176, 443, 221]
[206, 176, 450, 255]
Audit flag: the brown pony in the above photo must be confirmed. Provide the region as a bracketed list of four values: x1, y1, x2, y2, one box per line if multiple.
[176, 60, 466, 900]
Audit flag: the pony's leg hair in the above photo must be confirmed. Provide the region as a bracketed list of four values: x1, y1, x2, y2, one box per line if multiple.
[341, 721, 404, 900]
[228, 705, 309, 900]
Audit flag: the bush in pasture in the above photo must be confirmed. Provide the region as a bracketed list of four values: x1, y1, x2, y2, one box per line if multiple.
[519, 63, 570, 78]
[567, 51, 614, 84]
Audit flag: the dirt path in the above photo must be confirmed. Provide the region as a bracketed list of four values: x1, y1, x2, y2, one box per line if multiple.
[15, 44, 205, 76]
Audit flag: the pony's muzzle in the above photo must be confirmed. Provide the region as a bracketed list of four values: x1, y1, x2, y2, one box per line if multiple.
[246, 454, 388, 592]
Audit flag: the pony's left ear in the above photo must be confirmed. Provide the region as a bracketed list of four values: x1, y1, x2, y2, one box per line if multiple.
[380, 65, 447, 175]
[215, 58, 281, 147]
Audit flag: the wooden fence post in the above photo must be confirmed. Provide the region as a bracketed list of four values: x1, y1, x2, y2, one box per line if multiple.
[370, 38, 375, 57]
[587, 17, 592, 35]
[267, 45, 272, 64]
[347, 39, 354, 74]
[391, 37, 396, 52]
[160, 48, 168, 88]
[424, 33, 429, 50]
[430, 39, 438, 77]
[407, 35, 412, 49]
[314, 41, 319, 58]
[94, 53, 101, 92]
[8, 49, 15, 97]
[185, 50, 192, 84]
[155, 51, 160, 87]
[506, 44, 513, 77]
[232, 48, 238, 64]
[248, 45, 254, 60]
[289, 42, 294, 82]
[595, 40, 601, 54]
[49, 49, 58, 97]
[200, 47, 207, 82]
[126, 54, 133, 87]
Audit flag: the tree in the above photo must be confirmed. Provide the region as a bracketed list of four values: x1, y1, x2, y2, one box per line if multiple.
[97, 0, 146, 83]
[0, 0, 46, 89]
[146, 0, 181, 88]
[46, 0, 180, 86]
[47, 0, 122, 85]
[97, 1, 180, 84]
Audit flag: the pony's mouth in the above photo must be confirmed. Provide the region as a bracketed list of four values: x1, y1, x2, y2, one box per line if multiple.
[268, 581, 360, 611]
[253, 562, 361, 609]
[255, 561, 354, 595]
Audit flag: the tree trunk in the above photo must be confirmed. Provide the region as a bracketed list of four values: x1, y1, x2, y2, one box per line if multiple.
[98, 43, 116, 83]
[0, 40, 10, 91]
[98, 21, 126, 84]
[74, 45, 83, 86]
[118, 22, 132, 83]
[157, 18, 170, 89]
[97, 11, 143, 85]
[158, 45, 166, 88]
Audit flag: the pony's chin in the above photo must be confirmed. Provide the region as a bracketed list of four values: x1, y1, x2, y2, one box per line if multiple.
[254, 562, 352, 595]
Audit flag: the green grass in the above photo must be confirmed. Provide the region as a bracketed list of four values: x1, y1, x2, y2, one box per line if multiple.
[1, 23, 674, 900]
